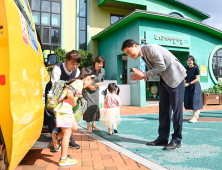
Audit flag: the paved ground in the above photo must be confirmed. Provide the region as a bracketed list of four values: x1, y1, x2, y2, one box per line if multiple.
[79, 110, 222, 170]
[120, 105, 222, 116]
[16, 105, 222, 170]
[16, 131, 149, 170]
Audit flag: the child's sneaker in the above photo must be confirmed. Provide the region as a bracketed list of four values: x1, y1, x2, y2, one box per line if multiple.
[59, 155, 78, 166]
[52, 130, 60, 150]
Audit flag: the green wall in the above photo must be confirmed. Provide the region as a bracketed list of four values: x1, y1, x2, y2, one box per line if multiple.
[144, 0, 203, 22]
[99, 19, 146, 107]
[98, 0, 204, 22]
[98, 17, 222, 107]
[139, 17, 222, 90]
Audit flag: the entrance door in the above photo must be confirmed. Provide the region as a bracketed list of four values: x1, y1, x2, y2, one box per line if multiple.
[145, 63, 160, 101]
[171, 51, 189, 66]
[122, 56, 128, 84]
[145, 51, 189, 101]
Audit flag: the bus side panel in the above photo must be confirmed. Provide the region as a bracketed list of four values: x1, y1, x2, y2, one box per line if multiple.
[8, 0, 45, 134]
[10, 115, 44, 170]
[0, 0, 13, 169]
[3, 0, 49, 169]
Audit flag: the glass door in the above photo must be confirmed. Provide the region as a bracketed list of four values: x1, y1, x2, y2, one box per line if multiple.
[122, 56, 127, 84]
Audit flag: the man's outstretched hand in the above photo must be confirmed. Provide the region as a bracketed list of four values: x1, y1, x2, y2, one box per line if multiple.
[130, 68, 146, 80]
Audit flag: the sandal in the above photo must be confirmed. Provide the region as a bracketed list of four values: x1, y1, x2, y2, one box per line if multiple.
[92, 124, 100, 131]
[87, 125, 92, 134]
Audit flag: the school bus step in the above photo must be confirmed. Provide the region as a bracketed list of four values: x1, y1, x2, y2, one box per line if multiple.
[31, 134, 51, 149]
[41, 125, 50, 133]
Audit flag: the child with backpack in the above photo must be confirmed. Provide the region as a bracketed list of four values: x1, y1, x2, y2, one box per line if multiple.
[100, 83, 121, 135]
[53, 68, 95, 166]
[45, 50, 82, 152]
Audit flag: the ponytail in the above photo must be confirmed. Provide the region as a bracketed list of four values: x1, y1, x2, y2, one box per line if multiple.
[104, 88, 108, 97]
[106, 83, 120, 95]
[116, 86, 120, 95]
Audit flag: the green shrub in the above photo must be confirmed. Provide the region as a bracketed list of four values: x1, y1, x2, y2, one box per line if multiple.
[78, 49, 93, 70]
[46, 47, 93, 75]
[202, 80, 222, 94]
[54, 46, 67, 63]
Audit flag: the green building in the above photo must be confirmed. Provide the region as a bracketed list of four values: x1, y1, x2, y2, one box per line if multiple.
[29, 0, 222, 107]
[92, 0, 222, 107]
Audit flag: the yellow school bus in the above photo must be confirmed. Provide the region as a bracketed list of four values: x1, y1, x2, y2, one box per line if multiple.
[0, 0, 57, 169]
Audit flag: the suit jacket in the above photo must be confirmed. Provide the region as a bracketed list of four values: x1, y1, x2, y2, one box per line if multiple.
[141, 44, 187, 88]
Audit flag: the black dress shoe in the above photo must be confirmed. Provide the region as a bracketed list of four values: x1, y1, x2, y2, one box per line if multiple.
[163, 141, 181, 150]
[146, 139, 168, 146]
[69, 137, 80, 149]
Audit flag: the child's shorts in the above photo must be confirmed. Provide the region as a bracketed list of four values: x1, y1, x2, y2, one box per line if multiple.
[55, 112, 74, 128]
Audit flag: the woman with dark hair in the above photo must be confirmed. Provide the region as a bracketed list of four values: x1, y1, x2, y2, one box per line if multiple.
[83, 56, 106, 133]
[184, 55, 203, 123]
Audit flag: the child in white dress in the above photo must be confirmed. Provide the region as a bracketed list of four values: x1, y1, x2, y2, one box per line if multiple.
[100, 83, 121, 135]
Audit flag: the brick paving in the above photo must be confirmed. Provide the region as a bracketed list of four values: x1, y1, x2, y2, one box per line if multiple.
[16, 105, 222, 170]
[120, 105, 222, 115]
[16, 130, 150, 170]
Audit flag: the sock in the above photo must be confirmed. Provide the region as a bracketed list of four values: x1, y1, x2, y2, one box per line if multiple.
[61, 156, 67, 160]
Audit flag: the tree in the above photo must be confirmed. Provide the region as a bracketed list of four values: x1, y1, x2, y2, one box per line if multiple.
[47, 47, 93, 75]
[78, 49, 93, 70]
[54, 46, 67, 63]
[46, 47, 67, 75]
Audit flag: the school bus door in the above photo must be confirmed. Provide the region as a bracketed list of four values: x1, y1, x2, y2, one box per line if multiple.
[0, 0, 55, 169]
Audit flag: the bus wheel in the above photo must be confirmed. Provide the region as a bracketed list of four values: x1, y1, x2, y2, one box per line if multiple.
[0, 128, 9, 170]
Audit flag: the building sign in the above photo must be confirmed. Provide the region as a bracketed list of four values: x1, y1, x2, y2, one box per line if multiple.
[146, 31, 190, 48]
[200, 65, 207, 76]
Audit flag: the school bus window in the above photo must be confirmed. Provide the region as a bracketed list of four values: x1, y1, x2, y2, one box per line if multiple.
[23, 0, 31, 13]
[14, 0, 35, 32]
[36, 25, 41, 35]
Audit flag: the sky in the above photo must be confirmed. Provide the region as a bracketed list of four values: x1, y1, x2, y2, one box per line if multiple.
[180, 0, 222, 31]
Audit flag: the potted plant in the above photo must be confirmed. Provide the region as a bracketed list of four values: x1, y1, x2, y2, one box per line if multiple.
[202, 80, 222, 105]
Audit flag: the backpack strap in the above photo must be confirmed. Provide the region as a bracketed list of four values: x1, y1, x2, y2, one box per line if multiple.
[65, 84, 76, 95]
[69, 69, 78, 80]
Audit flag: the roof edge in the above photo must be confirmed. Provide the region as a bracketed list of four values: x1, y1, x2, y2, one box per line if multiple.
[92, 9, 221, 40]
[98, 0, 211, 19]
[173, 0, 210, 19]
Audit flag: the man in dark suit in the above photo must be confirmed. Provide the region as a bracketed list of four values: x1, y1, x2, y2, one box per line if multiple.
[121, 39, 187, 150]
